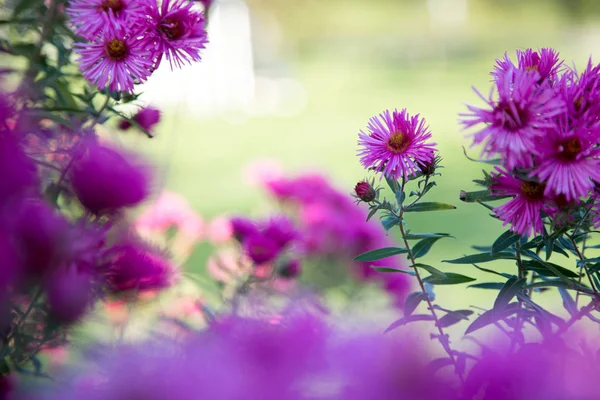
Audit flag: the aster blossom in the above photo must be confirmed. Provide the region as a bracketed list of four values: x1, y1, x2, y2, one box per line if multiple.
[74, 25, 153, 93]
[358, 108, 437, 181]
[67, 0, 148, 40]
[462, 66, 565, 169]
[490, 167, 554, 237]
[558, 60, 600, 129]
[494, 48, 563, 85]
[531, 122, 600, 201]
[139, 0, 208, 69]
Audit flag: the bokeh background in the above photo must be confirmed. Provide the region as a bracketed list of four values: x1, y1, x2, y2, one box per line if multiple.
[122, 0, 600, 309]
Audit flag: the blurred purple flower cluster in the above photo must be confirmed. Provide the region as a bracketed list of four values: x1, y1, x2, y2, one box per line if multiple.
[28, 309, 600, 400]
[70, 0, 208, 92]
[261, 173, 411, 305]
[462, 48, 600, 236]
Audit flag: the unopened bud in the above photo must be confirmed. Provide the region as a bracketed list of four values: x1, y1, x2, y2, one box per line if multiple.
[354, 181, 376, 202]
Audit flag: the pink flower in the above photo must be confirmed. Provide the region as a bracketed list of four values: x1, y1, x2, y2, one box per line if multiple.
[490, 168, 553, 237]
[531, 122, 600, 201]
[462, 66, 565, 169]
[136, 191, 203, 241]
[139, 0, 208, 69]
[206, 216, 233, 244]
[242, 159, 284, 187]
[67, 0, 148, 40]
[74, 25, 153, 93]
[494, 48, 563, 84]
[358, 108, 437, 180]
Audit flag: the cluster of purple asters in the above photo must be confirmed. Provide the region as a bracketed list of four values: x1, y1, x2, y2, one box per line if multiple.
[462, 48, 600, 237]
[261, 173, 411, 306]
[69, 0, 208, 92]
[0, 95, 173, 330]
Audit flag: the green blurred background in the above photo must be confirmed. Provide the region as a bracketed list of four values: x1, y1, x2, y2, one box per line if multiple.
[124, 0, 600, 310]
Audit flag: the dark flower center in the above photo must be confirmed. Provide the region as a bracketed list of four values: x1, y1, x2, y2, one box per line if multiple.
[101, 0, 124, 13]
[105, 39, 128, 61]
[159, 18, 185, 40]
[574, 96, 584, 112]
[496, 101, 529, 131]
[520, 180, 545, 200]
[387, 132, 410, 154]
[559, 137, 582, 161]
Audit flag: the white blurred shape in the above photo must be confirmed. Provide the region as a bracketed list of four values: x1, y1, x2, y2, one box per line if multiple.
[427, 0, 468, 26]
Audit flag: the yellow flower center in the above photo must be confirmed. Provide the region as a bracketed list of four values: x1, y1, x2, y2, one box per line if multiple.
[560, 137, 582, 161]
[387, 131, 410, 154]
[159, 18, 185, 40]
[520, 180, 545, 200]
[105, 39, 128, 61]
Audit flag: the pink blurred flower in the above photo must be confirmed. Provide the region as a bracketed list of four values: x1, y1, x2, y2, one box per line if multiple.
[242, 159, 284, 187]
[118, 106, 162, 136]
[206, 216, 233, 244]
[136, 191, 204, 241]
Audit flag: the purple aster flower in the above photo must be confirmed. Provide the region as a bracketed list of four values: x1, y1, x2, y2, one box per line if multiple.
[558, 60, 600, 128]
[230, 216, 259, 242]
[263, 216, 298, 250]
[74, 25, 153, 93]
[66, 0, 147, 40]
[490, 168, 553, 237]
[69, 141, 151, 214]
[357, 109, 437, 180]
[101, 241, 173, 294]
[243, 234, 280, 265]
[531, 122, 600, 201]
[462, 66, 565, 169]
[494, 48, 563, 85]
[140, 0, 208, 69]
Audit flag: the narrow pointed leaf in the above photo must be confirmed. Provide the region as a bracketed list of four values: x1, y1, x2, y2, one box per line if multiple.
[437, 310, 473, 328]
[384, 314, 435, 333]
[425, 358, 454, 374]
[493, 277, 526, 311]
[472, 264, 513, 279]
[404, 202, 456, 212]
[413, 263, 447, 279]
[465, 303, 520, 335]
[443, 252, 515, 264]
[467, 282, 505, 290]
[354, 247, 408, 262]
[423, 273, 475, 285]
[403, 292, 428, 316]
[370, 267, 415, 275]
[412, 237, 444, 259]
[404, 233, 453, 240]
[558, 288, 577, 317]
[491, 230, 521, 255]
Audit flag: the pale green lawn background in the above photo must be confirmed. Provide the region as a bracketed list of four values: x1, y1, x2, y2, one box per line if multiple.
[118, 0, 600, 317]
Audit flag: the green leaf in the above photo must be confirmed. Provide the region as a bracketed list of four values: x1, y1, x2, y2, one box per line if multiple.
[459, 190, 511, 203]
[370, 267, 414, 276]
[437, 310, 473, 328]
[465, 303, 520, 335]
[384, 314, 435, 333]
[404, 202, 456, 213]
[423, 273, 476, 285]
[491, 230, 521, 255]
[403, 292, 428, 316]
[526, 280, 591, 293]
[366, 207, 378, 222]
[413, 263, 447, 279]
[472, 264, 513, 279]
[468, 282, 505, 290]
[381, 215, 401, 231]
[521, 260, 578, 279]
[354, 247, 408, 262]
[558, 288, 577, 316]
[425, 358, 454, 374]
[13, 0, 41, 18]
[462, 146, 502, 165]
[395, 190, 405, 206]
[493, 277, 526, 311]
[412, 237, 444, 259]
[443, 252, 515, 264]
[404, 233, 453, 240]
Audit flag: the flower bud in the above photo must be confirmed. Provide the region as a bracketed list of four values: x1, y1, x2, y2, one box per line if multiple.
[354, 181, 376, 202]
[278, 259, 301, 279]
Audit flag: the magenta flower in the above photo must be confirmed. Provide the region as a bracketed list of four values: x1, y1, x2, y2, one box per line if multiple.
[490, 168, 553, 237]
[74, 25, 153, 93]
[531, 123, 600, 201]
[69, 141, 151, 214]
[101, 241, 173, 293]
[494, 48, 563, 84]
[263, 216, 298, 250]
[358, 109, 437, 180]
[67, 0, 147, 40]
[243, 234, 280, 265]
[462, 66, 565, 169]
[558, 60, 600, 128]
[140, 0, 208, 69]
[119, 106, 161, 136]
[0, 135, 37, 206]
[230, 217, 259, 242]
